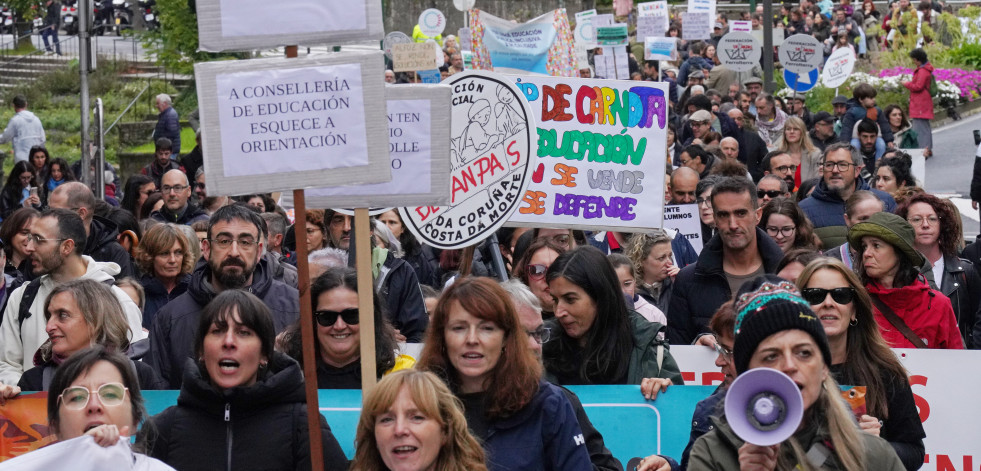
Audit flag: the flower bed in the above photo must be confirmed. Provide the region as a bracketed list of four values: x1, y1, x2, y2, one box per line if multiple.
[878, 67, 981, 102]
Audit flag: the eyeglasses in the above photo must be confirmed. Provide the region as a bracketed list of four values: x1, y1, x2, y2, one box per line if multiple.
[773, 164, 798, 173]
[527, 264, 549, 281]
[210, 237, 257, 250]
[696, 197, 712, 207]
[757, 190, 783, 199]
[713, 341, 732, 359]
[27, 234, 66, 245]
[908, 215, 940, 226]
[526, 326, 551, 345]
[315, 308, 360, 326]
[545, 233, 571, 248]
[691, 120, 711, 128]
[160, 184, 189, 193]
[58, 383, 129, 410]
[765, 226, 796, 237]
[195, 182, 206, 189]
[822, 161, 854, 171]
[801, 287, 856, 305]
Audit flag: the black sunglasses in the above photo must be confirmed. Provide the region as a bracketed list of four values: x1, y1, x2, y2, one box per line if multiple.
[314, 308, 360, 327]
[757, 190, 783, 198]
[801, 287, 856, 305]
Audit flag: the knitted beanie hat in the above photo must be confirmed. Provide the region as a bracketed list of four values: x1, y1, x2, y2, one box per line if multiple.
[732, 275, 832, 374]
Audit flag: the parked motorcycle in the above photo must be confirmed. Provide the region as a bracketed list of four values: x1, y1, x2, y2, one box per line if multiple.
[138, 0, 156, 30]
[93, 0, 112, 35]
[1, 5, 15, 36]
[111, 0, 131, 35]
[61, 0, 78, 35]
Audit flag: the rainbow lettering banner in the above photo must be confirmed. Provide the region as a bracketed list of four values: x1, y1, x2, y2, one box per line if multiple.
[507, 76, 668, 231]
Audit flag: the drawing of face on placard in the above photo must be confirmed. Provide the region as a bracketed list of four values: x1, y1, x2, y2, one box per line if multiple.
[400, 71, 535, 250]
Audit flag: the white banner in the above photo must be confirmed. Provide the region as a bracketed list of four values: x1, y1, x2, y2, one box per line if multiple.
[507, 76, 668, 232]
[664, 204, 703, 253]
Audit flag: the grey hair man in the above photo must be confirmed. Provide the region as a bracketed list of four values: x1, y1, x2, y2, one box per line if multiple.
[153, 93, 180, 157]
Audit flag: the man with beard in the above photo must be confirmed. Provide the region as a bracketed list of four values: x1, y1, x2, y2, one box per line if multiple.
[761, 150, 797, 191]
[0, 209, 144, 386]
[147, 204, 300, 388]
[799, 143, 896, 249]
[322, 209, 428, 342]
[667, 177, 784, 345]
[809, 111, 839, 152]
[47, 182, 136, 278]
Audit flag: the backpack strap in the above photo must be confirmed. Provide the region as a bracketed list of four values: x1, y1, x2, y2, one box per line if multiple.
[17, 279, 43, 329]
[869, 292, 927, 348]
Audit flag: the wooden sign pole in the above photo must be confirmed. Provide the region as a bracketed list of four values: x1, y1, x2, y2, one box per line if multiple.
[355, 208, 378, 393]
[286, 45, 325, 471]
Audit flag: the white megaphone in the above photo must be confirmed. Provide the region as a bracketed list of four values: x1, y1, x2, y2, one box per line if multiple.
[724, 368, 804, 446]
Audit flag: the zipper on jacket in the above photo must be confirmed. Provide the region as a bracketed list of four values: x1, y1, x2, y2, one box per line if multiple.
[224, 403, 233, 471]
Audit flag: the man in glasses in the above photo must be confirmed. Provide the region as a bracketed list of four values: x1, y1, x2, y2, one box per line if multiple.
[140, 138, 184, 189]
[756, 175, 790, 207]
[148, 204, 300, 388]
[47, 182, 137, 279]
[761, 150, 797, 192]
[0, 209, 144, 386]
[500, 279, 625, 471]
[150, 169, 209, 226]
[800, 143, 897, 249]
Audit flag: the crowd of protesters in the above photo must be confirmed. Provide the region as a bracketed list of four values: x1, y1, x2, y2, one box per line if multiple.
[0, 0, 971, 470]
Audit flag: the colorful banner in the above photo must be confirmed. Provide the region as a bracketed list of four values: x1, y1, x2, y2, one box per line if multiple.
[507, 76, 668, 232]
[469, 9, 577, 77]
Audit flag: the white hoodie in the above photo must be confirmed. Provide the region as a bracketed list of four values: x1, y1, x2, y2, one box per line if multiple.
[0, 256, 145, 386]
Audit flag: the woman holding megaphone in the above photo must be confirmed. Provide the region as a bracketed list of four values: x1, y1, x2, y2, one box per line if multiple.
[687, 275, 904, 471]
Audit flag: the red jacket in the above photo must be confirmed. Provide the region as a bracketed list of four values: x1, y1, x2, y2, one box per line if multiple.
[903, 62, 935, 120]
[867, 278, 963, 349]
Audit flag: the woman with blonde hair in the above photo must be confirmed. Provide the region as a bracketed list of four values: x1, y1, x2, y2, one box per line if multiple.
[351, 369, 488, 471]
[774, 116, 822, 186]
[136, 223, 195, 328]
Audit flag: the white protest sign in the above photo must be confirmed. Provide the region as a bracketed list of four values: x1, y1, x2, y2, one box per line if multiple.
[645, 37, 676, 61]
[574, 10, 597, 50]
[637, 15, 667, 44]
[716, 32, 762, 72]
[418, 9, 447, 37]
[594, 54, 613, 78]
[670, 346, 981, 466]
[459, 27, 473, 51]
[688, 0, 716, 26]
[682, 12, 712, 40]
[195, 52, 390, 196]
[778, 33, 823, 75]
[197, 0, 383, 52]
[452, 0, 474, 12]
[730, 20, 752, 32]
[752, 28, 785, 47]
[821, 47, 856, 88]
[392, 42, 439, 72]
[663, 204, 703, 253]
[614, 47, 630, 79]
[591, 14, 614, 28]
[506, 76, 668, 232]
[299, 85, 452, 209]
[399, 71, 535, 250]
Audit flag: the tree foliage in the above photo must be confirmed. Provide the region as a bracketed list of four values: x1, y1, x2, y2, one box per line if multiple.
[139, 0, 245, 75]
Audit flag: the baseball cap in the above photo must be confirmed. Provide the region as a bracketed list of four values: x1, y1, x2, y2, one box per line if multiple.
[813, 111, 835, 123]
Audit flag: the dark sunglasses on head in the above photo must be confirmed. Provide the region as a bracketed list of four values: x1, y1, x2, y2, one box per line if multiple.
[527, 264, 548, 280]
[315, 308, 360, 327]
[801, 287, 856, 305]
[757, 190, 783, 199]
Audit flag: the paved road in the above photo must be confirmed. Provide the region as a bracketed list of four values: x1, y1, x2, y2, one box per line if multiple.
[924, 111, 981, 239]
[0, 32, 148, 61]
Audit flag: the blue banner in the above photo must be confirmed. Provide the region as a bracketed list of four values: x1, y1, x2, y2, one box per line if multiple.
[479, 11, 557, 74]
[143, 386, 716, 463]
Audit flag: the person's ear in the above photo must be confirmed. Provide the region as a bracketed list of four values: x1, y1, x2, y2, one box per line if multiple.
[202, 238, 211, 261]
[272, 233, 284, 248]
[61, 239, 74, 257]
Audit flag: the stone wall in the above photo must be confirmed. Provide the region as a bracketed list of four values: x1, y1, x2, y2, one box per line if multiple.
[383, 0, 595, 38]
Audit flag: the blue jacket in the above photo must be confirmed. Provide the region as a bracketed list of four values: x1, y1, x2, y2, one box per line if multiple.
[677, 56, 714, 88]
[139, 273, 190, 329]
[667, 228, 785, 345]
[838, 98, 894, 145]
[154, 106, 181, 154]
[478, 381, 593, 471]
[799, 178, 896, 230]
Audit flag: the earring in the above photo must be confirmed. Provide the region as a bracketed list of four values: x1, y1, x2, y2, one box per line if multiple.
[850, 318, 858, 326]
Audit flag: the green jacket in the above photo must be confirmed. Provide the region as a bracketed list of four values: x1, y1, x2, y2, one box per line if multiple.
[626, 312, 685, 385]
[688, 412, 905, 471]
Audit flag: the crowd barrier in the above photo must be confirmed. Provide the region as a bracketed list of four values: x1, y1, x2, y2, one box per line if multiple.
[1, 346, 978, 469]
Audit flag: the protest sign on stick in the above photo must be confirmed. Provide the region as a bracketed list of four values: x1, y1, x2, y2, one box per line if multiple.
[392, 43, 440, 72]
[196, 0, 384, 51]
[195, 52, 391, 197]
[507, 76, 668, 232]
[682, 12, 712, 40]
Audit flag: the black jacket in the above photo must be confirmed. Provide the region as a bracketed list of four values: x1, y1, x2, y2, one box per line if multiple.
[150, 202, 209, 225]
[142, 353, 349, 471]
[139, 273, 190, 330]
[0, 186, 39, 220]
[971, 143, 981, 202]
[667, 228, 785, 344]
[379, 252, 429, 342]
[736, 128, 768, 182]
[922, 254, 981, 349]
[84, 216, 136, 279]
[147, 259, 300, 388]
[19, 357, 167, 391]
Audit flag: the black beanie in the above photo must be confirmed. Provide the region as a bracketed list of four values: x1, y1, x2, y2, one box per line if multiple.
[732, 275, 833, 375]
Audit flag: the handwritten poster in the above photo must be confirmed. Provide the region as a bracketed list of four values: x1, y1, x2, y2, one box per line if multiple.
[400, 71, 535, 249]
[682, 12, 712, 40]
[392, 43, 439, 72]
[637, 15, 668, 43]
[663, 204, 703, 253]
[507, 76, 668, 232]
[645, 37, 677, 61]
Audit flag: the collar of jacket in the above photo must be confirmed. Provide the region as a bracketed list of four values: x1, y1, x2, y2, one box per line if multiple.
[693, 227, 784, 277]
[187, 256, 272, 306]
